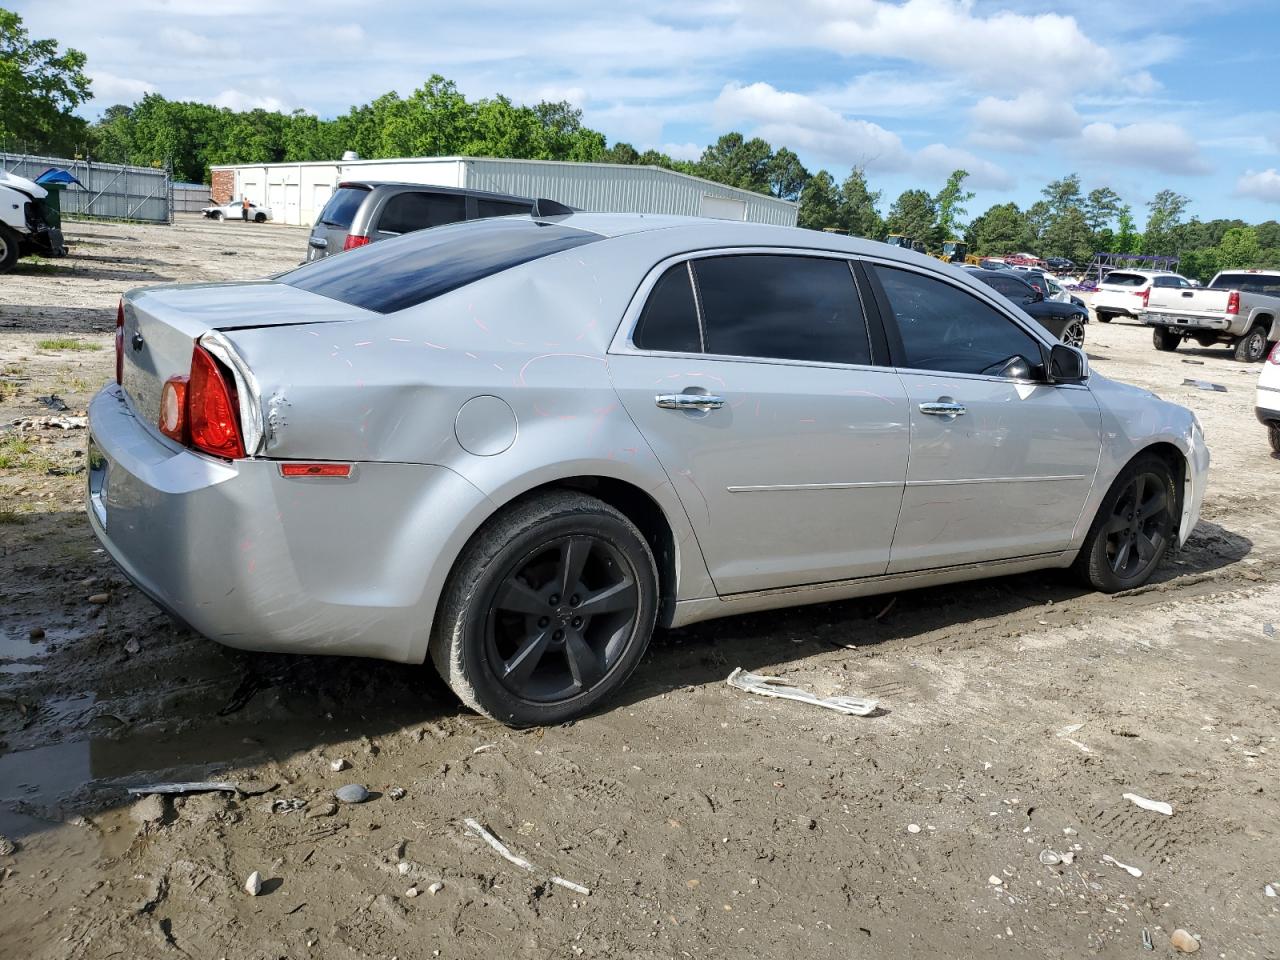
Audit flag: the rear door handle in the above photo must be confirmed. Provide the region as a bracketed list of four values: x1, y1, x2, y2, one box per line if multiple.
[919, 401, 966, 417]
[656, 393, 725, 411]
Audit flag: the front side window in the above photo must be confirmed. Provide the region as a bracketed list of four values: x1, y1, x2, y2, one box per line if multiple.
[983, 275, 1033, 300]
[377, 192, 466, 234]
[873, 265, 1044, 376]
[692, 255, 872, 365]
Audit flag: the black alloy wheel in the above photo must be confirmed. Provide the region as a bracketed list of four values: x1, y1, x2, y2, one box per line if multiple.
[1061, 319, 1086, 348]
[486, 535, 639, 703]
[1102, 470, 1170, 581]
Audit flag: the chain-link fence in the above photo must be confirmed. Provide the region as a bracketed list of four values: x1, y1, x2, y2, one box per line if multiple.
[1, 152, 172, 223]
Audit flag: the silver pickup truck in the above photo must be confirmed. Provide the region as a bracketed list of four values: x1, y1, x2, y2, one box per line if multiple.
[1141, 269, 1280, 361]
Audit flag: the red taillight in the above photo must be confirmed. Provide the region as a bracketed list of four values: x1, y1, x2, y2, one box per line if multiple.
[187, 345, 245, 459]
[279, 463, 352, 478]
[343, 234, 370, 251]
[159, 376, 189, 442]
[1269, 342, 1280, 364]
[1227, 290, 1241, 315]
[1140, 288, 1150, 308]
[115, 299, 124, 384]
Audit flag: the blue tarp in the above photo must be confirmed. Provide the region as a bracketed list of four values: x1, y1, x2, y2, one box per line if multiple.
[35, 168, 85, 188]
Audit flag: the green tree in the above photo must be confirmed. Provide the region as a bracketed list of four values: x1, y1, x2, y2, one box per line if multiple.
[797, 170, 841, 230]
[1142, 189, 1191, 254]
[1115, 205, 1140, 254]
[602, 141, 640, 165]
[968, 202, 1029, 255]
[1023, 200, 1052, 251]
[933, 169, 974, 248]
[1041, 174, 1083, 217]
[1083, 187, 1122, 233]
[0, 8, 91, 154]
[886, 188, 937, 243]
[698, 132, 773, 193]
[1214, 226, 1262, 270]
[1041, 206, 1092, 264]
[90, 104, 134, 164]
[766, 147, 808, 201]
[839, 167, 882, 238]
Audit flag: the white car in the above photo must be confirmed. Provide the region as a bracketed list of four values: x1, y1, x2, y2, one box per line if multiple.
[202, 201, 272, 223]
[1092, 270, 1192, 323]
[1255, 344, 1280, 452]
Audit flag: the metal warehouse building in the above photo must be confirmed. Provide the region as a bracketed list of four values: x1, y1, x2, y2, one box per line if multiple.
[209, 156, 797, 228]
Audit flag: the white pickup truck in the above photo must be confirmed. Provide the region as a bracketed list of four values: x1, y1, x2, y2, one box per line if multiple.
[1141, 269, 1280, 362]
[0, 169, 67, 273]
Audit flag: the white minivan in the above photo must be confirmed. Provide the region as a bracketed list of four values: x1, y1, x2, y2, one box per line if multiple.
[1093, 271, 1193, 323]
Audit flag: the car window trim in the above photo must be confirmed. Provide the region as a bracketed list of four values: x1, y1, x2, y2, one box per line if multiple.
[859, 256, 1070, 381]
[613, 247, 887, 370]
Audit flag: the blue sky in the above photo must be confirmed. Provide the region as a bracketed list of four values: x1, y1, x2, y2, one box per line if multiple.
[16, 0, 1280, 225]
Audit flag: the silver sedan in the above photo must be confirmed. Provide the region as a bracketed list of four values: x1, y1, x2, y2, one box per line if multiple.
[87, 214, 1210, 725]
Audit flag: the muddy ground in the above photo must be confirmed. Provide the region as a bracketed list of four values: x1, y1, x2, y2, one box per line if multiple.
[0, 217, 1277, 960]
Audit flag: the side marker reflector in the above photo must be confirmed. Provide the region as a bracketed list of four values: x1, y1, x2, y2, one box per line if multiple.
[279, 463, 353, 478]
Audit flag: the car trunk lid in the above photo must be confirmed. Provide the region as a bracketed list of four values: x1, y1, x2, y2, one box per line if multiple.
[121, 280, 368, 441]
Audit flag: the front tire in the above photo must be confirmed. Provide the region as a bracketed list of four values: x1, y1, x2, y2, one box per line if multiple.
[0, 224, 18, 274]
[1153, 327, 1180, 352]
[1073, 454, 1177, 593]
[1061, 318, 1086, 348]
[254, 213, 267, 223]
[1233, 325, 1268, 362]
[1269, 425, 1280, 456]
[1096, 311, 1113, 323]
[430, 491, 659, 726]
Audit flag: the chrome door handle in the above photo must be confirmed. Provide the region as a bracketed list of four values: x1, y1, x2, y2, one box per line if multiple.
[656, 393, 725, 411]
[919, 401, 966, 417]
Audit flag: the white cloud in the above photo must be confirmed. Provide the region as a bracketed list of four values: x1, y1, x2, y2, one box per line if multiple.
[656, 142, 703, 162]
[821, 71, 958, 116]
[158, 26, 238, 57]
[969, 91, 1082, 151]
[89, 71, 156, 104]
[914, 143, 1013, 190]
[1078, 121, 1210, 175]
[1236, 169, 1280, 204]
[713, 81, 907, 169]
[211, 89, 291, 112]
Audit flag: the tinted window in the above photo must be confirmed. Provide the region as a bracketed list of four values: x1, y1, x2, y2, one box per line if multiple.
[284, 219, 602, 314]
[1153, 275, 1188, 288]
[874, 266, 1044, 375]
[1102, 272, 1147, 287]
[1211, 273, 1280, 295]
[476, 198, 534, 218]
[982, 274, 1033, 300]
[693, 255, 871, 365]
[634, 264, 701, 353]
[378, 191, 466, 234]
[318, 186, 369, 229]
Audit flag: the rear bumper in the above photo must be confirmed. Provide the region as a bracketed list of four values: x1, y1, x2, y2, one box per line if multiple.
[1139, 311, 1231, 332]
[1256, 384, 1280, 424]
[86, 384, 489, 663]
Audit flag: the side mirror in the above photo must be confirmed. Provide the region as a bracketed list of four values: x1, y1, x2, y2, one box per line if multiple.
[1029, 288, 1045, 303]
[1049, 343, 1088, 383]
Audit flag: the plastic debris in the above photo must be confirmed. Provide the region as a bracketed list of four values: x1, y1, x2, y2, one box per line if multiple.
[1266, 884, 1276, 897]
[36, 395, 68, 411]
[463, 818, 591, 896]
[1182, 378, 1227, 392]
[1142, 928, 1154, 950]
[127, 782, 238, 796]
[1123, 793, 1173, 816]
[1102, 854, 1143, 878]
[1169, 929, 1200, 953]
[726, 667, 878, 716]
[244, 871, 262, 896]
[1038, 850, 1061, 866]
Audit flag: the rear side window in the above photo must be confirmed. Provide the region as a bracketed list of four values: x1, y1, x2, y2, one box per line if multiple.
[283, 218, 603, 314]
[1103, 272, 1146, 287]
[633, 264, 701, 353]
[476, 198, 534, 218]
[1153, 275, 1189, 288]
[318, 186, 369, 229]
[982, 275, 1032, 300]
[693, 255, 872, 365]
[1212, 273, 1280, 295]
[377, 192, 466, 234]
[874, 265, 1043, 375]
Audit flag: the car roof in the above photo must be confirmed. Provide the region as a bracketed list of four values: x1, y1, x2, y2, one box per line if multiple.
[337, 180, 533, 203]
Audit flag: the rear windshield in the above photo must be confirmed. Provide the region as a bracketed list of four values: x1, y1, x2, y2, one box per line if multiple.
[1211, 273, 1280, 296]
[1102, 272, 1146, 287]
[282, 217, 602, 314]
[318, 186, 370, 229]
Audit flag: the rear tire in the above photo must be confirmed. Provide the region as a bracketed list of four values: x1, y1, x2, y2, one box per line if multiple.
[0, 224, 18, 274]
[429, 491, 659, 727]
[1096, 311, 1113, 323]
[1153, 327, 1180, 352]
[1233, 325, 1268, 362]
[1073, 454, 1177, 593]
[1269, 425, 1280, 456]
[254, 213, 267, 223]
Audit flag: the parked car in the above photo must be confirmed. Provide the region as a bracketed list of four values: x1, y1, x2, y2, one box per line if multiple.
[1045, 256, 1076, 273]
[0, 169, 66, 273]
[89, 214, 1208, 725]
[306, 181, 536, 261]
[1255, 343, 1280, 452]
[203, 200, 272, 223]
[969, 268, 1088, 347]
[1092, 270, 1192, 323]
[1142, 269, 1280, 362]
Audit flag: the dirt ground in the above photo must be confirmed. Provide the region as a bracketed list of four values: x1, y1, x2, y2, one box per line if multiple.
[0, 217, 1277, 960]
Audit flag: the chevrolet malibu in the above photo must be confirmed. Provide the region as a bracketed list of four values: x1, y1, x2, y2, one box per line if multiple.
[88, 214, 1210, 725]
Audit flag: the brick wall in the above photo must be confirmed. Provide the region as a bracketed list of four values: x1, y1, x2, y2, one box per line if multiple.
[211, 169, 234, 204]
